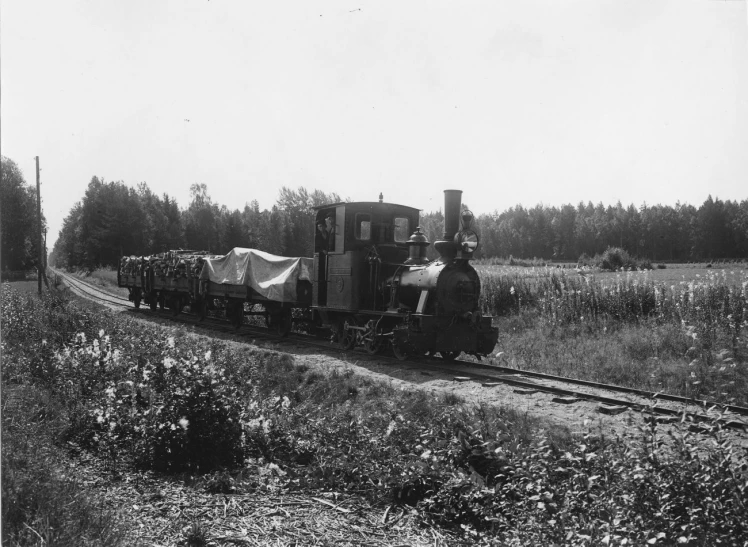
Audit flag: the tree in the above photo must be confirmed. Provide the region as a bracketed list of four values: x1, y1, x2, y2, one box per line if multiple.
[1, 157, 44, 272]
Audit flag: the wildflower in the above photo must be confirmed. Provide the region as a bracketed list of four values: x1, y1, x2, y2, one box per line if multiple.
[99, 329, 105, 338]
[179, 418, 189, 430]
[167, 336, 175, 348]
[204, 350, 211, 361]
[164, 356, 176, 369]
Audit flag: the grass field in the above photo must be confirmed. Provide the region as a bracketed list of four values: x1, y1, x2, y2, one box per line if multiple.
[476, 262, 748, 405]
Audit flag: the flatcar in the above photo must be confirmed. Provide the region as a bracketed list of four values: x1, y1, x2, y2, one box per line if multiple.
[118, 190, 498, 360]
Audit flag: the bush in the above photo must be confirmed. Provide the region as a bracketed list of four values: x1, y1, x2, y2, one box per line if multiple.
[78, 335, 246, 472]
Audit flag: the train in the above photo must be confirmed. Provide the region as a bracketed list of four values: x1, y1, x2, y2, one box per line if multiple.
[118, 189, 498, 360]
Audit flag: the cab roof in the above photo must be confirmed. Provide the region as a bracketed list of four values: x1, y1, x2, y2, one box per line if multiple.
[312, 201, 420, 215]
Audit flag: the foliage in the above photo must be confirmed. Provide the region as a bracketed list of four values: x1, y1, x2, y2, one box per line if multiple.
[478, 266, 748, 402]
[50, 179, 341, 270]
[45, 154, 748, 270]
[468, 197, 748, 261]
[1, 382, 128, 546]
[3, 285, 747, 544]
[1, 156, 45, 272]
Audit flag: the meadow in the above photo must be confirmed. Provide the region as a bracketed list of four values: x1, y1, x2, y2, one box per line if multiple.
[476, 263, 748, 406]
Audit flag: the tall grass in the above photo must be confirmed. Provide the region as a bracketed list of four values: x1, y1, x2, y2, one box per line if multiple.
[479, 267, 747, 327]
[478, 268, 748, 404]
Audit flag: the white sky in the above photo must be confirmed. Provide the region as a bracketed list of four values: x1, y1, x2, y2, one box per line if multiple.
[2, 0, 747, 248]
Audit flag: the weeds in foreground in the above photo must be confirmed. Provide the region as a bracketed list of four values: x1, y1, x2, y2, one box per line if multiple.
[1, 384, 129, 546]
[2, 284, 748, 544]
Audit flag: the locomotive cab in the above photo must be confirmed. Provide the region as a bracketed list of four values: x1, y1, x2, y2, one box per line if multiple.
[312, 200, 419, 311]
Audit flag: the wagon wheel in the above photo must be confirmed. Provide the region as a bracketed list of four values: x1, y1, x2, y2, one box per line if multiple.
[277, 310, 293, 337]
[340, 318, 358, 350]
[439, 351, 460, 361]
[362, 320, 385, 355]
[228, 301, 243, 330]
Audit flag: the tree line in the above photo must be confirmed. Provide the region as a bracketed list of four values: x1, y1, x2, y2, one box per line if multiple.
[49, 176, 342, 270]
[1, 157, 46, 273]
[0, 155, 741, 271]
[470, 198, 748, 262]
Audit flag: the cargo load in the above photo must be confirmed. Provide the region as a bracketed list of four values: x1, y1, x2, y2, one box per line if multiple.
[199, 248, 313, 302]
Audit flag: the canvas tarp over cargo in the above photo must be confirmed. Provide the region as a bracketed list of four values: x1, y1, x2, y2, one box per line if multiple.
[199, 248, 313, 301]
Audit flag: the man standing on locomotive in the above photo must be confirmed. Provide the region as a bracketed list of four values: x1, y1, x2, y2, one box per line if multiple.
[315, 219, 330, 304]
[315, 220, 329, 253]
[325, 213, 336, 252]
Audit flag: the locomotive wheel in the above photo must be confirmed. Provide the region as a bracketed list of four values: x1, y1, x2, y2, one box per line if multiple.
[392, 342, 409, 361]
[362, 320, 384, 355]
[340, 319, 357, 350]
[365, 338, 385, 355]
[439, 351, 460, 361]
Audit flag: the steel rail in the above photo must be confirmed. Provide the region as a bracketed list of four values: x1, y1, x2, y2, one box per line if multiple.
[53, 270, 131, 307]
[417, 362, 748, 432]
[454, 360, 748, 417]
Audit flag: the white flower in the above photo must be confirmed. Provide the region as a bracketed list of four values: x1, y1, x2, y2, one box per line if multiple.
[167, 336, 175, 348]
[179, 418, 189, 430]
[99, 329, 105, 338]
[204, 350, 211, 361]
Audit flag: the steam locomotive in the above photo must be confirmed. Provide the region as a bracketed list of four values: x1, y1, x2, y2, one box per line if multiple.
[118, 190, 498, 360]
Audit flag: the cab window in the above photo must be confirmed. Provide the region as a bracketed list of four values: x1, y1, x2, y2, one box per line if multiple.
[355, 213, 371, 240]
[394, 217, 410, 243]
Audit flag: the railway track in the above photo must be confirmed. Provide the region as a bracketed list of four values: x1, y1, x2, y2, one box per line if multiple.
[53, 269, 748, 433]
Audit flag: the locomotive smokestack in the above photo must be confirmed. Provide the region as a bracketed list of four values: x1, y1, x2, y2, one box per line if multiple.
[434, 189, 462, 260]
[442, 189, 462, 240]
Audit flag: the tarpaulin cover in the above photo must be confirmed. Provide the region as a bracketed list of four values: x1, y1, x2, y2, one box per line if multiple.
[199, 248, 313, 302]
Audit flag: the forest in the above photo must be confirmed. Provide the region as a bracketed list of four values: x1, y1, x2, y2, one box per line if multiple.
[2, 155, 746, 271]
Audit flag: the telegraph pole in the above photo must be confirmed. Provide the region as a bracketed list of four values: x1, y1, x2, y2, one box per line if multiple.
[36, 156, 43, 295]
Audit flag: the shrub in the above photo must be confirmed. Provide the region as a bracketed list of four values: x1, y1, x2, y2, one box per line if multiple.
[83, 335, 246, 472]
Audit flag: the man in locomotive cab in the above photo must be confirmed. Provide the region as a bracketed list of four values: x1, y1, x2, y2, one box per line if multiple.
[325, 213, 336, 252]
[315, 220, 329, 254]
